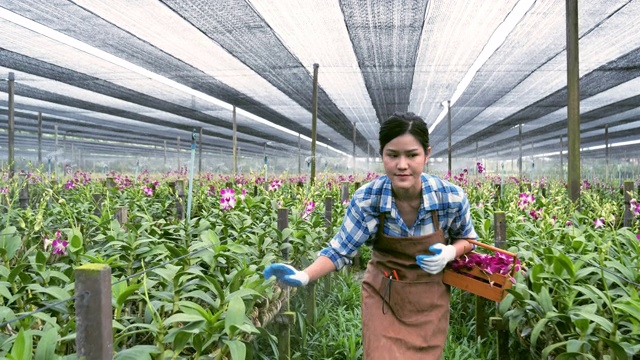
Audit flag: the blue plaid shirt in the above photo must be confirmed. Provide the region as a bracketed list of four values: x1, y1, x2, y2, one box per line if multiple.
[319, 174, 478, 270]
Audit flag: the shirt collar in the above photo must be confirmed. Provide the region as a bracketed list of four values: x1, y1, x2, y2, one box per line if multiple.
[379, 174, 440, 213]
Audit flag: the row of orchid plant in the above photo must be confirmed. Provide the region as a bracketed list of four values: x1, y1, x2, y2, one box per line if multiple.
[0, 163, 638, 358]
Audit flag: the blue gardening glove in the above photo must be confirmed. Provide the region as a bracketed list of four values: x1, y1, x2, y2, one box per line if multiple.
[263, 263, 309, 287]
[416, 243, 457, 274]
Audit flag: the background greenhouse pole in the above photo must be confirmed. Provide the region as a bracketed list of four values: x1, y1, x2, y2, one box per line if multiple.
[475, 142, 478, 177]
[623, 180, 634, 227]
[310, 63, 319, 185]
[446, 100, 452, 175]
[7, 72, 15, 179]
[177, 136, 181, 169]
[198, 127, 203, 174]
[37, 112, 42, 166]
[297, 133, 301, 176]
[566, 0, 581, 203]
[55, 125, 58, 179]
[605, 125, 609, 181]
[560, 136, 564, 180]
[164, 140, 167, 168]
[232, 106, 237, 177]
[518, 124, 522, 180]
[367, 143, 370, 170]
[352, 122, 356, 175]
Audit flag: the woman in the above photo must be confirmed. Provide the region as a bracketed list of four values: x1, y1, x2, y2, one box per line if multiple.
[264, 112, 478, 359]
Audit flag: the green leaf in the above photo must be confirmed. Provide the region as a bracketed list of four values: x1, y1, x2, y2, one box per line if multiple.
[113, 345, 161, 360]
[35, 251, 47, 272]
[613, 301, 640, 322]
[0, 227, 21, 261]
[200, 230, 220, 247]
[537, 286, 555, 314]
[552, 252, 576, 280]
[530, 318, 549, 350]
[0, 285, 12, 301]
[68, 228, 83, 254]
[11, 328, 32, 360]
[28, 284, 70, 301]
[115, 283, 143, 308]
[171, 332, 191, 355]
[224, 297, 246, 336]
[573, 311, 613, 333]
[8, 264, 29, 284]
[598, 336, 630, 360]
[555, 352, 596, 360]
[572, 284, 612, 309]
[566, 339, 587, 353]
[223, 339, 246, 360]
[163, 313, 205, 326]
[541, 341, 568, 359]
[35, 328, 58, 360]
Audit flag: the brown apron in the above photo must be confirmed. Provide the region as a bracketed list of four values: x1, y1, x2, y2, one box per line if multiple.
[362, 210, 449, 360]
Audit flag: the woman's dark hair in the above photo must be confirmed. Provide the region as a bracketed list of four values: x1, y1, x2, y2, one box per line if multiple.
[379, 112, 429, 155]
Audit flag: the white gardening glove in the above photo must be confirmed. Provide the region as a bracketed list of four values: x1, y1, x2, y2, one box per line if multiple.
[263, 263, 309, 287]
[416, 243, 457, 274]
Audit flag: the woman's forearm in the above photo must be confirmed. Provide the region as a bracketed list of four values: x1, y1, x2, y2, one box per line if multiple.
[303, 256, 337, 282]
[451, 239, 473, 258]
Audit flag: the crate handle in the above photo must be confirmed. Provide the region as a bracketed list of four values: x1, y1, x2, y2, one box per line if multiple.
[466, 239, 517, 257]
[466, 239, 519, 278]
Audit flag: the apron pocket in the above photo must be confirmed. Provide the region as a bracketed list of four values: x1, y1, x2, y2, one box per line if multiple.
[364, 268, 449, 324]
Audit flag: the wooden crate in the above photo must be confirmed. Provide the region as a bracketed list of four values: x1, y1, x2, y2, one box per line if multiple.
[443, 239, 518, 302]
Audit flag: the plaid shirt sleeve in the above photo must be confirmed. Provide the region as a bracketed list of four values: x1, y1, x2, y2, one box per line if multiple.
[447, 189, 478, 240]
[318, 187, 379, 270]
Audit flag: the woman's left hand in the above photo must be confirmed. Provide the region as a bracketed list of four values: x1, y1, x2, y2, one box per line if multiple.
[416, 243, 456, 274]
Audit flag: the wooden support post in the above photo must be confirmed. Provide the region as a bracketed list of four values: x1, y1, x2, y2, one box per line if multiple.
[92, 194, 102, 217]
[494, 211, 509, 359]
[340, 182, 350, 204]
[494, 183, 502, 203]
[277, 208, 289, 260]
[276, 208, 292, 359]
[105, 177, 116, 190]
[18, 174, 29, 209]
[520, 182, 532, 193]
[175, 180, 185, 220]
[324, 197, 333, 297]
[114, 206, 127, 226]
[305, 281, 316, 326]
[75, 264, 113, 360]
[275, 312, 295, 360]
[623, 180, 634, 227]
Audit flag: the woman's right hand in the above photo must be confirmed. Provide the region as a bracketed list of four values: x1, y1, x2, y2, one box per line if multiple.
[263, 263, 309, 287]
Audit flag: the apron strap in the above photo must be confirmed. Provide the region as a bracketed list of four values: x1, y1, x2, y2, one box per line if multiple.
[431, 210, 439, 229]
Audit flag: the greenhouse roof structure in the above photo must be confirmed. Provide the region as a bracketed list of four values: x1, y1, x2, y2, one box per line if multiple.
[1, 0, 640, 165]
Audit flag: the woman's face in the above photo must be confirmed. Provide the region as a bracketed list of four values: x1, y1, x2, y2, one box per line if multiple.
[382, 133, 430, 195]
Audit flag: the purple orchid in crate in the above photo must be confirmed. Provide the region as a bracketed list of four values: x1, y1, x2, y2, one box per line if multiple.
[449, 251, 522, 284]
